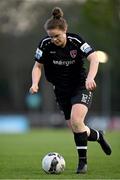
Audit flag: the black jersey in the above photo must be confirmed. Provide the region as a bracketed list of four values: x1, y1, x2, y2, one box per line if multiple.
[34, 33, 94, 91]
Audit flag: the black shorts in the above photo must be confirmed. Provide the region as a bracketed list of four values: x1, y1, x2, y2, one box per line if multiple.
[54, 86, 93, 120]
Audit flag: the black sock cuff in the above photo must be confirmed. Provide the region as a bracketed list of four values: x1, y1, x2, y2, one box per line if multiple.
[74, 131, 87, 140]
[88, 128, 99, 141]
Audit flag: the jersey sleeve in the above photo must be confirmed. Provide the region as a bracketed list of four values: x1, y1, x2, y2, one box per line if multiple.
[77, 34, 95, 58]
[34, 39, 45, 64]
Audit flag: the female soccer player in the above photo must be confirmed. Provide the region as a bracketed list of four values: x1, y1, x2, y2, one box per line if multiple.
[30, 7, 111, 173]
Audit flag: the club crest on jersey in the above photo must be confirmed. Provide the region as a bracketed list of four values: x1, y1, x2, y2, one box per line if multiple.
[70, 50, 77, 58]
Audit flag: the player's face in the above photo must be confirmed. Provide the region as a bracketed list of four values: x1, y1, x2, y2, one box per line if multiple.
[47, 29, 67, 47]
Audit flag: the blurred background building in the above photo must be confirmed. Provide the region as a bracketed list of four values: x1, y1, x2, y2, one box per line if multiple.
[0, 0, 120, 132]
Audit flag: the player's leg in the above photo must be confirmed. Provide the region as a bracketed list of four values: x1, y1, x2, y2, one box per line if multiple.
[70, 89, 111, 155]
[70, 103, 88, 173]
[70, 89, 111, 173]
[67, 119, 112, 156]
[88, 129, 112, 155]
[66, 119, 73, 130]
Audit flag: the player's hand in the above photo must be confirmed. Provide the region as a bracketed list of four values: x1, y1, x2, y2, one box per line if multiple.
[85, 78, 96, 91]
[29, 84, 39, 94]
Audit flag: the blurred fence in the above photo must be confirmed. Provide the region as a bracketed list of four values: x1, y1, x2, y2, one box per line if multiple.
[0, 113, 120, 133]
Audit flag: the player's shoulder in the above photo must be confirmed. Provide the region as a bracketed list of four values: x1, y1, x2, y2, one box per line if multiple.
[67, 32, 84, 44]
[38, 35, 51, 49]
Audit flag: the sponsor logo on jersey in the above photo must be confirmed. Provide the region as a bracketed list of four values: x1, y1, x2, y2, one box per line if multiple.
[70, 50, 77, 58]
[80, 43, 92, 54]
[35, 48, 43, 59]
[53, 59, 75, 66]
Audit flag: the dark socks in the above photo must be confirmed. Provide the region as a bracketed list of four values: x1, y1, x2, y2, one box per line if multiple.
[74, 131, 87, 164]
[88, 128, 100, 141]
[74, 129, 100, 165]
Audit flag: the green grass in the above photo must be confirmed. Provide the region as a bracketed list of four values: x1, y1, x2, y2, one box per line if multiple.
[0, 129, 120, 179]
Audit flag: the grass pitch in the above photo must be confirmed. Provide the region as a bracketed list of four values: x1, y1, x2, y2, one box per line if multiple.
[0, 129, 120, 179]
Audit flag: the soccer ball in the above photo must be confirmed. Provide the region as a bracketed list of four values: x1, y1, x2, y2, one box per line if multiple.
[42, 152, 66, 174]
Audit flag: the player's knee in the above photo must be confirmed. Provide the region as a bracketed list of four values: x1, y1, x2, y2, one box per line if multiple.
[70, 104, 88, 131]
[70, 113, 85, 131]
[71, 111, 85, 124]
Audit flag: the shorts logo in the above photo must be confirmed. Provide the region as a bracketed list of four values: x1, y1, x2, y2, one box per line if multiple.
[81, 94, 88, 103]
[70, 50, 77, 58]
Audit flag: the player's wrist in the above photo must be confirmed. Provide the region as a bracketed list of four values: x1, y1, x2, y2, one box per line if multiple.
[32, 83, 39, 87]
[86, 77, 95, 81]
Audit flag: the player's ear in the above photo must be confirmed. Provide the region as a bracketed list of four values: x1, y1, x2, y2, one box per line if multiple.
[64, 27, 67, 33]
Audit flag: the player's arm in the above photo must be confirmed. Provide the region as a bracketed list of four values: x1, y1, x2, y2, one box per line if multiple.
[29, 62, 43, 94]
[76, 34, 99, 91]
[86, 52, 99, 91]
[30, 38, 45, 94]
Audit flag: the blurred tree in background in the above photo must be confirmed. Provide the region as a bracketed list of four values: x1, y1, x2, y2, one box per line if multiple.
[0, 0, 119, 115]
